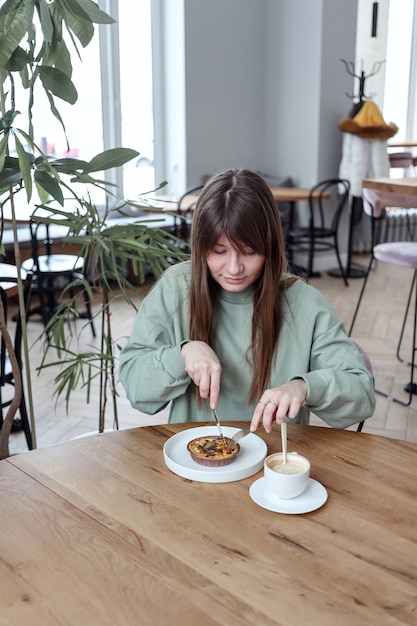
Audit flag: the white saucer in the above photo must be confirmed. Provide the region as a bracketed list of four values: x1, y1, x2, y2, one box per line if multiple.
[249, 477, 328, 514]
[163, 426, 267, 483]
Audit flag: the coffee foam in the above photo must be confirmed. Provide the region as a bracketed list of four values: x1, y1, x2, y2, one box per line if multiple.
[267, 458, 307, 475]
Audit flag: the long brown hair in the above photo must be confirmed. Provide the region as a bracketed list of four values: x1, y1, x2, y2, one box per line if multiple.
[189, 169, 296, 404]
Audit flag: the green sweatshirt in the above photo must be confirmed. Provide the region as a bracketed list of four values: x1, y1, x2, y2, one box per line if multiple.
[119, 261, 375, 428]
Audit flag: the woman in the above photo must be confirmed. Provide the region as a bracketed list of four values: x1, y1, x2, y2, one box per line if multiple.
[119, 169, 375, 433]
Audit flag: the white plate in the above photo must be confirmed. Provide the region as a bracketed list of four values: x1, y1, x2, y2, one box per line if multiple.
[249, 477, 328, 514]
[163, 426, 267, 483]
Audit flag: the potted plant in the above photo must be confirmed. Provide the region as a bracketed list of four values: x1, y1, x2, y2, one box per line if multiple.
[0, 0, 187, 456]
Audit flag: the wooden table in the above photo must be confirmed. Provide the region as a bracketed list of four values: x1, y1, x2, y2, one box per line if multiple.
[269, 186, 329, 203]
[148, 186, 330, 213]
[362, 176, 417, 196]
[1, 422, 416, 626]
[388, 140, 417, 149]
[361, 177, 417, 224]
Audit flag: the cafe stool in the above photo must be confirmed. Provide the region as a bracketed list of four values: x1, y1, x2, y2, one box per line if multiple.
[349, 240, 417, 407]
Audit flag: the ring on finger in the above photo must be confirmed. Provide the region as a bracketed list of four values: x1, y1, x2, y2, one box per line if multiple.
[269, 401, 278, 408]
[258, 400, 267, 406]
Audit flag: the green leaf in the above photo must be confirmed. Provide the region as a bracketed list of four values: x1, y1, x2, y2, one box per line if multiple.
[0, 165, 23, 189]
[38, 65, 78, 104]
[34, 178, 49, 204]
[55, 0, 94, 47]
[0, 131, 9, 171]
[14, 132, 32, 200]
[13, 126, 40, 153]
[47, 39, 72, 78]
[38, 0, 54, 44]
[47, 157, 90, 174]
[43, 89, 70, 150]
[50, 7, 63, 42]
[0, 0, 35, 69]
[72, 0, 115, 24]
[34, 170, 64, 205]
[0, 110, 21, 131]
[87, 148, 139, 173]
[6, 44, 30, 70]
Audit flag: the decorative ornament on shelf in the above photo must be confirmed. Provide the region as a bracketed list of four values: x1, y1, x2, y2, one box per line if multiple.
[338, 59, 398, 141]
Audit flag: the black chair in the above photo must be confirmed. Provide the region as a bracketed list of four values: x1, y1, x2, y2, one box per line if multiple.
[0, 274, 33, 450]
[351, 340, 374, 432]
[286, 179, 350, 285]
[176, 185, 204, 242]
[21, 220, 95, 336]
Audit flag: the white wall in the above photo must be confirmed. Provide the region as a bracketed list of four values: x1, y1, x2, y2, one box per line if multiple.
[152, 0, 187, 195]
[159, 0, 357, 195]
[184, 0, 266, 187]
[263, 0, 358, 187]
[355, 0, 389, 110]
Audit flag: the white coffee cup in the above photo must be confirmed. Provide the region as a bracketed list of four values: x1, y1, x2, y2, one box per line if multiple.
[264, 452, 310, 499]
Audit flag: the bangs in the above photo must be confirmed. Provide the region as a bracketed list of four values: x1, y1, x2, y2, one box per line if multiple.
[196, 197, 269, 256]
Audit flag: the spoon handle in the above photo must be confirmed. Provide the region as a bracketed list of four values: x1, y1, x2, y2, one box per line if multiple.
[281, 422, 287, 464]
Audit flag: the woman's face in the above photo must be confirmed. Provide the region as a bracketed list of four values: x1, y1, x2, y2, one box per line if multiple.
[206, 235, 265, 292]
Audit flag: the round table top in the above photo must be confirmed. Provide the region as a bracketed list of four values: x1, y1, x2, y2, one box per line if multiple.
[2, 422, 416, 625]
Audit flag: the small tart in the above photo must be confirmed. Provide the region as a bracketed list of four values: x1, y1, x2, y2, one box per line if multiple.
[187, 435, 240, 467]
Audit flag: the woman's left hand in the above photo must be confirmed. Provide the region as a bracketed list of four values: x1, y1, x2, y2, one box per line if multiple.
[250, 379, 307, 433]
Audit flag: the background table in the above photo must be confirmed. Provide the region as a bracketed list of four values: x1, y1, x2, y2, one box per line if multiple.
[362, 176, 417, 195]
[388, 140, 417, 149]
[1, 422, 416, 625]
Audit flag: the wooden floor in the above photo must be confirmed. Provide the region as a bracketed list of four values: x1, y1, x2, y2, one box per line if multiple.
[6, 252, 417, 455]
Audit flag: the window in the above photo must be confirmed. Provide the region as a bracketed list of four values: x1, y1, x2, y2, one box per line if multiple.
[118, 0, 155, 199]
[11, 0, 155, 205]
[383, 0, 414, 141]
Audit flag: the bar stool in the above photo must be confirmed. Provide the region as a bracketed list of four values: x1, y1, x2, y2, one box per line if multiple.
[349, 189, 417, 406]
[388, 151, 413, 176]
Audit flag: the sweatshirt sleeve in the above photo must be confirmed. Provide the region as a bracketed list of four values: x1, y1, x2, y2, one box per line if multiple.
[118, 263, 192, 415]
[286, 283, 376, 428]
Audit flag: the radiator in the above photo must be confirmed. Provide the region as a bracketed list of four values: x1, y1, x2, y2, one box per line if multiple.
[351, 206, 417, 252]
[384, 207, 417, 242]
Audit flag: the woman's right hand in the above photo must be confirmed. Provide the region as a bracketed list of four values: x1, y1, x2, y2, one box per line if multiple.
[181, 341, 221, 408]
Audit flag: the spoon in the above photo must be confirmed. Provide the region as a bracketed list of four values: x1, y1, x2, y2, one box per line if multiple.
[281, 422, 287, 464]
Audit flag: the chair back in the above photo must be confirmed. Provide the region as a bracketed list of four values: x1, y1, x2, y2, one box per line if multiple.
[176, 185, 204, 240]
[350, 339, 374, 432]
[308, 179, 350, 232]
[0, 273, 33, 449]
[28, 220, 55, 271]
[0, 274, 33, 379]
